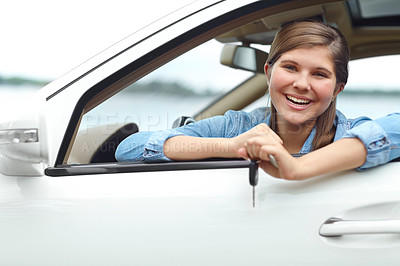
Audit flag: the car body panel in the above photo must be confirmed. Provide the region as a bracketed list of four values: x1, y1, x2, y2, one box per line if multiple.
[1, 164, 400, 265]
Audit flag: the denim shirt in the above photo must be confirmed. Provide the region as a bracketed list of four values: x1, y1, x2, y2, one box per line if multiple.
[115, 107, 400, 170]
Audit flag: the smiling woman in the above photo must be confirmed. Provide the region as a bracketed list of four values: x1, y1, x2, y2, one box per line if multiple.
[115, 19, 400, 181]
[264, 20, 349, 153]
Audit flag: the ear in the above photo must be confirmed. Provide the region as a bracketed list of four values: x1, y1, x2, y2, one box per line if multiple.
[332, 83, 345, 101]
[264, 62, 270, 84]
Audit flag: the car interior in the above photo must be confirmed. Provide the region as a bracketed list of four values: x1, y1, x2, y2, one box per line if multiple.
[46, 0, 400, 176]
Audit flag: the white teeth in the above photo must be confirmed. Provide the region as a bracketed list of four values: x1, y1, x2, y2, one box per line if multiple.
[287, 95, 310, 105]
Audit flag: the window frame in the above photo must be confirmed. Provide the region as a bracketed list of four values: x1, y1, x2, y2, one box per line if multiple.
[48, 0, 300, 171]
[347, 0, 400, 27]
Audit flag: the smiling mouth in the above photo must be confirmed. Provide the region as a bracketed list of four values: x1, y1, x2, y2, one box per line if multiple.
[286, 95, 311, 106]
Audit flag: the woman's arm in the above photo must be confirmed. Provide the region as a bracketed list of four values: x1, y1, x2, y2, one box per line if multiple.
[239, 137, 367, 180]
[291, 138, 366, 179]
[116, 109, 261, 162]
[164, 123, 283, 161]
[163, 136, 236, 160]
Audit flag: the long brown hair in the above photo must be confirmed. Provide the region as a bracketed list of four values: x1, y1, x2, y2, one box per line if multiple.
[266, 20, 349, 151]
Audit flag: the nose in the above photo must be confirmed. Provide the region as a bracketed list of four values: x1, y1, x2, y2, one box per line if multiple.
[293, 73, 311, 91]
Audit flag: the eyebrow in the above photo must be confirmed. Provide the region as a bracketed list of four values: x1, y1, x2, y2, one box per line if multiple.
[280, 60, 333, 75]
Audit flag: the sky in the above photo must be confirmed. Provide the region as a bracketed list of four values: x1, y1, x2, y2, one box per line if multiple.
[0, 0, 194, 81]
[1, 0, 399, 90]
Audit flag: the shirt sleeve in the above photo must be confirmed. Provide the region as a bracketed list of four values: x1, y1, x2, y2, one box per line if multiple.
[115, 112, 236, 162]
[115, 129, 184, 162]
[341, 113, 400, 170]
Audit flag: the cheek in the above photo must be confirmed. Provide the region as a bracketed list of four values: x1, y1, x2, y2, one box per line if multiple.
[316, 83, 336, 104]
[268, 70, 290, 94]
[268, 80, 283, 107]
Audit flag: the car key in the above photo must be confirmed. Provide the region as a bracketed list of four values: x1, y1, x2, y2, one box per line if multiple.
[249, 156, 278, 207]
[249, 160, 259, 208]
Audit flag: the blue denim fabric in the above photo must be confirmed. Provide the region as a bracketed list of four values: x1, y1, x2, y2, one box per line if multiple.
[115, 107, 400, 170]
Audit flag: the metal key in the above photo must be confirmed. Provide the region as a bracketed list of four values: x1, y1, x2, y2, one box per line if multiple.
[269, 154, 278, 168]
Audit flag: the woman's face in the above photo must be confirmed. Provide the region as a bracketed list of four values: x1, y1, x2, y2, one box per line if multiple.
[267, 46, 339, 130]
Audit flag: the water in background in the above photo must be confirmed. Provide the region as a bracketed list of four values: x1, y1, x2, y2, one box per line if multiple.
[337, 93, 400, 119]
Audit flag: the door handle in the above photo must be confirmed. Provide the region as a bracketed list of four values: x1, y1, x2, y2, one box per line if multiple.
[320, 217, 400, 237]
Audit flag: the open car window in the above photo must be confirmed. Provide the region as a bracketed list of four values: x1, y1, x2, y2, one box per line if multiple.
[51, 50, 400, 176]
[66, 39, 254, 166]
[44, 0, 400, 178]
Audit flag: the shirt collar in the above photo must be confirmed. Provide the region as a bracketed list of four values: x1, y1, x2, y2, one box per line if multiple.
[264, 110, 344, 154]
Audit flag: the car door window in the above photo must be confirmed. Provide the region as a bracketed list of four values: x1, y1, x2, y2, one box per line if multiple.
[80, 39, 252, 132]
[66, 39, 254, 165]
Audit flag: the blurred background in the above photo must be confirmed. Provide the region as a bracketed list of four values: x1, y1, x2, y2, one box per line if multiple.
[0, 0, 192, 115]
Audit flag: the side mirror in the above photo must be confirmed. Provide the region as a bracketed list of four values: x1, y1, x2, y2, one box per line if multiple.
[220, 44, 268, 74]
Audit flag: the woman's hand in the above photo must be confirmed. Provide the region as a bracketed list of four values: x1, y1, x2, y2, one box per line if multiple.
[233, 124, 306, 180]
[230, 123, 283, 156]
[237, 135, 304, 180]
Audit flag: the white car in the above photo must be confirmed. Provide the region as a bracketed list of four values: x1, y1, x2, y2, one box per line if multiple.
[1, 0, 400, 265]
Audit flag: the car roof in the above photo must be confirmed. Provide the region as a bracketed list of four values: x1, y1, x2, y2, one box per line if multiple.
[216, 0, 400, 60]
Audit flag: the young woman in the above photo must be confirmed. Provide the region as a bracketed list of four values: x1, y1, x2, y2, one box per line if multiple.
[115, 20, 400, 180]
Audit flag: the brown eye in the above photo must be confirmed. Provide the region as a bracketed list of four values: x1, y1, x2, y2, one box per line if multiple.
[284, 65, 297, 71]
[314, 72, 328, 78]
